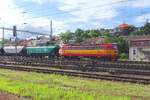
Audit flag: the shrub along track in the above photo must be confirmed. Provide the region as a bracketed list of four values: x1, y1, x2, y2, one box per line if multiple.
[0, 56, 150, 84]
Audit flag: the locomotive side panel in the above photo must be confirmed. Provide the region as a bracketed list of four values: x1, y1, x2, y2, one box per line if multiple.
[59, 43, 118, 60]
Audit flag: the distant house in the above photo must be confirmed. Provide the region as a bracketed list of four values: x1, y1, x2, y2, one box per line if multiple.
[19, 36, 60, 46]
[109, 23, 131, 36]
[129, 35, 150, 61]
[19, 40, 32, 46]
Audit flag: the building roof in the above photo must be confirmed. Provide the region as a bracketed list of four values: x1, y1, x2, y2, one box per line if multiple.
[129, 35, 150, 41]
[118, 23, 130, 30]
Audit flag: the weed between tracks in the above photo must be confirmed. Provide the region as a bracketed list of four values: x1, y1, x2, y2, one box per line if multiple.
[0, 69, 149, 100]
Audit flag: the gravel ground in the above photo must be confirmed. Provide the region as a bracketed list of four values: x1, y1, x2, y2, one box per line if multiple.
[0, 91, 31, 100]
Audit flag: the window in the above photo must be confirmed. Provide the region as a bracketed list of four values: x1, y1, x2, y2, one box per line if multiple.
[133, 50, 136, 55]
[149, 41, 150, 46]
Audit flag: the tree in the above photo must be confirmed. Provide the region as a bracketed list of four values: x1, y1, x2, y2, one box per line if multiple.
[82, 30, 91, 40]
[142, 22, 150, 35]
[108, 36, 129, 54]
[130, 22, 150, 35]
[74, 28, 84, 43]
[88, 29, 102, 38]
[59, 30, 74, 43]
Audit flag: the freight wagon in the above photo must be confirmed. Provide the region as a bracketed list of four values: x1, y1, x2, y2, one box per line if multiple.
[2, 45, 59, 58]
[3, 46, 26, 56]
[26, 46, 59, 58]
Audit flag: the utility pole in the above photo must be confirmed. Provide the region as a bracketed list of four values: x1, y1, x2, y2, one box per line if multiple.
[146, 19, 149, 24]
[15, 33, 17, 55]
[2, 27, 4, 47]
[50, 20, 53, 42]
[13, 26, 17, 55]
[146, 19, 149, 23]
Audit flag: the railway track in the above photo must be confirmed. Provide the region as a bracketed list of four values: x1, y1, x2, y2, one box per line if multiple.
[0, 63, 150, 84]
[1, 60, 150, 76]
[0, 56, 150, 84]
[0, 56, 150, 71]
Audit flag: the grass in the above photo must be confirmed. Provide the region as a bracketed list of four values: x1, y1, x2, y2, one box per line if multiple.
[0, 69, 149, 100]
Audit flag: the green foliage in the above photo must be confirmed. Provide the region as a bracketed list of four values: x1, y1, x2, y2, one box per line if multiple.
[108, 36, 129, 54]
[88, 29, 102, 38]
[74, 28, 85, 43]
[59, 28, 109, 44]
[120, 53, 129, 60]
[1, 69, 150, 100]
[129, 22, 150, 36]
[59, 30, 74, 43]
[0, 70, 135, 100]
[142, 22, 150, 35]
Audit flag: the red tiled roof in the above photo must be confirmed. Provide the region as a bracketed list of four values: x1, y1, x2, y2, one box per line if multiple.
[129, 35, 150, 41]
[118, 23, 129, 30]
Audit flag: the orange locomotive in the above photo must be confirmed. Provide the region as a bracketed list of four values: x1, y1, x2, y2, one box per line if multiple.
[59, 43, 118, 61]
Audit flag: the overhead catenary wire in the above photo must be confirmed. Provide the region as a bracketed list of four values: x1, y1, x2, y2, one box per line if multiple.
[0, 27, 48, 36]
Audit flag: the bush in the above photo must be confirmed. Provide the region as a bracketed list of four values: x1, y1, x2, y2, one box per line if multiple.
[120, 53, 128, 60]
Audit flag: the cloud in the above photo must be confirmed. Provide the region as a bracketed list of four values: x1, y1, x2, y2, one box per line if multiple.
[58, 0, 120, 22]
[23, 0, 120, 22]
[22, 0, 150, 28]
[0, 0, 24, 26]
[26, 17, 67, 34]
[135, 13, 150, 23]
[0, 0, 67, 40]
[61, 0, 150, 28]
[130, 0, 150, 8]
[23, 0, 55, 5]
[126, 0, 150, 25]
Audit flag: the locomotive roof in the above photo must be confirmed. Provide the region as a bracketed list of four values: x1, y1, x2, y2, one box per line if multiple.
[61, 43, 117, 46]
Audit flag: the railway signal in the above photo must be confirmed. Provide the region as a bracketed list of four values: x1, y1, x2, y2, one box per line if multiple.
[13, 26, 17, 36]
[13, 25, 17, 55]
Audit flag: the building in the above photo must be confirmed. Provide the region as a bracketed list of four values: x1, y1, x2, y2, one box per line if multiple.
[19, 36, 50, 46]
[129, 35, 150, 61]
[19, 40, 32, 46]
[109, 23, 131, 36]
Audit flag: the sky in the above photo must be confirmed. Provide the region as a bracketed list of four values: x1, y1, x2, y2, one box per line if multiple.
[0, 0, 150, 39]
